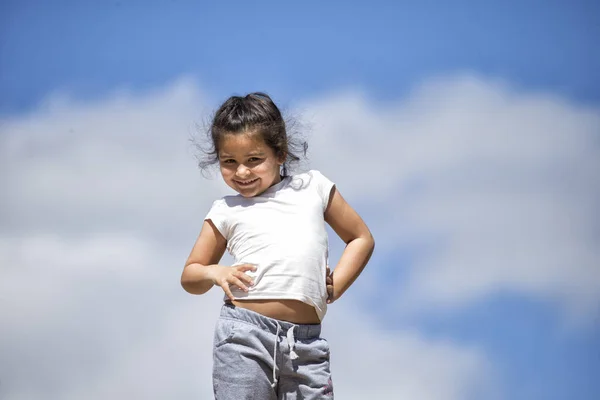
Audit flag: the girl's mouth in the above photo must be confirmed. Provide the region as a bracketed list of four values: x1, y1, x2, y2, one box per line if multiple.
[235, 178, 259, 187]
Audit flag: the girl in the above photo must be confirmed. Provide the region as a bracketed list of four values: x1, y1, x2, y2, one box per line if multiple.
[181, 92, 374, 399]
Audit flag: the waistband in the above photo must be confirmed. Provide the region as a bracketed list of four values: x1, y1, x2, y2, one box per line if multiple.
[220, 303, 322, 339]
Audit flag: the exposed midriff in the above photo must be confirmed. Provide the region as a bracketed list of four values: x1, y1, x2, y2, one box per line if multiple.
[229, 299, 320, 324]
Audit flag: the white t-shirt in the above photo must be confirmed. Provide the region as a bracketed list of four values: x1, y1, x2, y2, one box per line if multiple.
[205, 170, 335, 321]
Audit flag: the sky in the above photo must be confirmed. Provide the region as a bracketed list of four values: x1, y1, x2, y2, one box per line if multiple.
[1, 1, 599, 399]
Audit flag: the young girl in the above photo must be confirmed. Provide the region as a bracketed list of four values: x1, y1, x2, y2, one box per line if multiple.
[181, 92, 374, 399]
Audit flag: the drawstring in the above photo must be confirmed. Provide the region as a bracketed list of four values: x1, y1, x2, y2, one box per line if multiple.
[286, 326, 299, 360]
[271, 323, 299, 389]
[272, 323, 281, 388]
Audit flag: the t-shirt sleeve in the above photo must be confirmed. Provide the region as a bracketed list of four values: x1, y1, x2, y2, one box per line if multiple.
[204, 199, 230, 240]
[310, 170, 335, 212]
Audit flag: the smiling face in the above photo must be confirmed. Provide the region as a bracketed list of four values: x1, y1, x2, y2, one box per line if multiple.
[218, 131, 285, 197]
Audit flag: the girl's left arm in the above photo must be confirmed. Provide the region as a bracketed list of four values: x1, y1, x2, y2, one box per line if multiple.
[325, 186, 375, 303]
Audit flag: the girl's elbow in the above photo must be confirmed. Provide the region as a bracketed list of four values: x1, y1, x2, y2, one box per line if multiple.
[180, 265, 197, 294]
[364, 229, 375, 247]
[362, 231, 375, 258]
[180, 272, 193, 293]
[181, 276, 203, 295]
[181, 263, 212, 295]
[352, 231, 374, 250]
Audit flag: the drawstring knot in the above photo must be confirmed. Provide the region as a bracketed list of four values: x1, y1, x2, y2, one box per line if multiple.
[287, 326, 299, 360]
[271, 323, 299, 388]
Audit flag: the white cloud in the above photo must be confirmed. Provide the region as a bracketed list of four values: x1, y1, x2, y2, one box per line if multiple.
[0, 236, 491, 400]
[0, 77, 227, 240]
[0, 233, 190, 399]
[303, 75, 600, 321]
[0, 77, 496, 399]
[324, 303, 496, 400]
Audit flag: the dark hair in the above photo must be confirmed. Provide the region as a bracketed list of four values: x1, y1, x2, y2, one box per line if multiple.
[197, 92, 307, 176]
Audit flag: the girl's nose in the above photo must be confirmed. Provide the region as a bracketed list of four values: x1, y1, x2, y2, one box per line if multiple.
[236, 164, 250, 177]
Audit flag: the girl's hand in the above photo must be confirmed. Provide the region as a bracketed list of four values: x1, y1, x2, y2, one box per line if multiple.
[208, 264, 257, 300]
[326, 266, 335, 304]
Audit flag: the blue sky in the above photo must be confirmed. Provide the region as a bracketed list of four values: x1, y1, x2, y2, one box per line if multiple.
[1, 1, 599, 399]
[2, 0, 599, 113]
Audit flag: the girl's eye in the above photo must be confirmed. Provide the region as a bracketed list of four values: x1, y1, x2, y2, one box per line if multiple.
[248, 157, 261, 162]
[222, 159, 236, 164]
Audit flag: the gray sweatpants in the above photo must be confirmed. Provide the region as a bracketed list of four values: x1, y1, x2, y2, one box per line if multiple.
[213, 303, 334, 399]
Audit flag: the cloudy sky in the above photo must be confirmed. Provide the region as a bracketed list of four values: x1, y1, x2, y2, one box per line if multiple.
[1, 1, 599, 399]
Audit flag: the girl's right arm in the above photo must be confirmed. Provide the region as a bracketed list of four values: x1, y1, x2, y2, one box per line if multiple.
[181, 220, 256, 299]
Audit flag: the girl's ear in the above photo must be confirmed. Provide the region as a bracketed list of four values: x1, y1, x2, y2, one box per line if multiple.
[278, 151, 286, 165]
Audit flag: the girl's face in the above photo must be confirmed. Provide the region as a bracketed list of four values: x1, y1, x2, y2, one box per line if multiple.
[218, 132, 284, 198]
